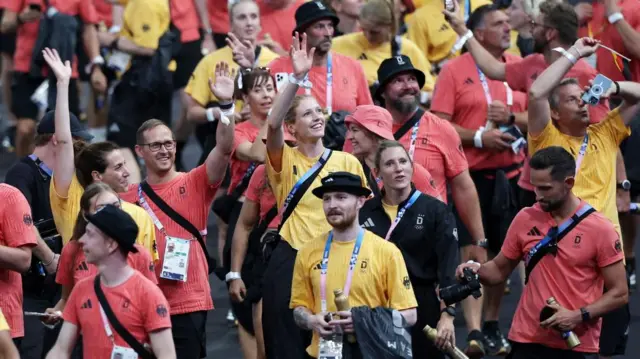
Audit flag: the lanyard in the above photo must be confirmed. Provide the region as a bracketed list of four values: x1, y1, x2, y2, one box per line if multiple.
[384, 191, 421, 240]
[587, 23, 625, 73]
[575, 134, 589, 176]
[99, 305, 115, 343]
[138, 185, 168, 237]
[463, 0, 470, 23]
[407, 120, 420, 161]
[476, 66, 513, 107]
[280, 149, 331, 217]
[305, 54, 333, 114]
[320, 229, 365, 313]
[524, 204, 593, 265]
[29, 154, 53, 177]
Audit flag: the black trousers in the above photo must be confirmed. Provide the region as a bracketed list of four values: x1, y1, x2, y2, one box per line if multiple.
[262, 241, 311, 359]
[171, 311, 208, 359]
[507, 342, 598, 359]
[410, 283, 445, 359]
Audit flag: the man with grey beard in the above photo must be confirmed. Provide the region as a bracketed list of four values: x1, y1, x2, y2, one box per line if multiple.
[374, 55, 488, 279]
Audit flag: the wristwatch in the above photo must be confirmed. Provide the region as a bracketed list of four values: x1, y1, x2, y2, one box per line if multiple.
[617, 180, 631, 191]
[441, 306, 456, 318]
[476, 239, 489, 248]
[225, 272, 241, 282]
[580, 307, 591, 322]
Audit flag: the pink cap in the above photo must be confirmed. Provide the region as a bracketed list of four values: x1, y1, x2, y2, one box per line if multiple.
[345, 105, 394, 140]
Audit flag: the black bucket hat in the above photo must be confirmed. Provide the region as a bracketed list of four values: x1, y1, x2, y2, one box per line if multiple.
[374, 55, 426, 101]
[312, 172, 371, 198]
[293, 1, 340, 35]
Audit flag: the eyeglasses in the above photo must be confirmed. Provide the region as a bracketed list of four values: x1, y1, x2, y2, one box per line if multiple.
[81, 199, 122, 222]
[139, 140, 176, 152]
[240, 66, 271, 74]
[530, 20, 552, 29]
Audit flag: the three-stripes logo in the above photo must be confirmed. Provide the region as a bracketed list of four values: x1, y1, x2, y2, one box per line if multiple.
[81, 299, 93, 309]
[527, 227, 542, 236]
[76, 262, 89, 271]
[361, 218, 375, 228]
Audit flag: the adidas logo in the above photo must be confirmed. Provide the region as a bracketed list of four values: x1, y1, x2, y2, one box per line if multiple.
[439, 23, 449, 31]
[81, 299, 93, 309]
[527, 226, 542, 236]
[361, 218, 375, 228]
[109, 123, 120, 133]
[358, 53, 368, 60]
[530, 72, 538, 80]
[464, 78, 474, 85]
[76, 261, 89, 271]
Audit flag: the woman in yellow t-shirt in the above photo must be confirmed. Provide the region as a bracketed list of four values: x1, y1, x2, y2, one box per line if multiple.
[332, 0, 435, 100]
[0, 309, 19, 358]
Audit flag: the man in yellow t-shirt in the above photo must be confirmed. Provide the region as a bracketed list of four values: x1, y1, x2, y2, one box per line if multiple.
[185, 0, 279, 164]
[291, 172, 417, 358]
[0, 309, 19, 358]
[406, 0, 491, 72]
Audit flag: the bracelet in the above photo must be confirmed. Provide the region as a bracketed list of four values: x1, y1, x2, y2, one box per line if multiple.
[219, 101, 234, 110]
[608, 12, 624, 24]
[614, 81, 620, 96]
[553, 47, 577, 64]
[473, 127, 484, 148]
[206, 108, 216, 122]
[42, 253, 57, 267]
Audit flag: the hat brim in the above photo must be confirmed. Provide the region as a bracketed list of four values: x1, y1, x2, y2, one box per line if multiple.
[374, 68, 426, 101]
[72, 130, 94, 142]
[312, 185, 372, 199]
[293, 15, 340, 36]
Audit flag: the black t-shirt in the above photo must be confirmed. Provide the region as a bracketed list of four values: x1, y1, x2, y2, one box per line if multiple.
[621, 114, 640, 182]
[5, 156, 53, 225]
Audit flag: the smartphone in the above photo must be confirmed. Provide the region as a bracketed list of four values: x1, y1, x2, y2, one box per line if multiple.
[444, 0, 455, 12]
[582, 74, 613, 106]
[24, 311, 54, 317]
[275, 72, 287, 92]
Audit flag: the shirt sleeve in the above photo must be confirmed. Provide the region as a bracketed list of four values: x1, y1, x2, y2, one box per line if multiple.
[504, 57, 529, 92]
[78, 0, 99, 24]
[412, 164, 440, 200]
[528, 120, 562, 155]
[232, 126, 254, 158]
[134, 246, 158, 284]
[55, 243, 79, 287]
[4, 165, 34, 207]
[289, 248, 315, 311]
[1, 187, 37, 248]
[142, 284, 172, 332]
[186, 164, 221, 204]
[353, 61, 374, 106]
[595, 222, 624, 268]
[500, 212, 526, 261]
[385, 244, 418, 310]
[439, 120, 469, 179]
[433, 203, 460, 288]
[184, 57, 214, 106]
[62, 282, 81, 326]
[245, 165, 266, 203]
[593, 108, 631, 146]
[430, 63, 457, 116]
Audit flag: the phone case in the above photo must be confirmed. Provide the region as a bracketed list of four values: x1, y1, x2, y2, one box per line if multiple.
[582, 74, 613, 106]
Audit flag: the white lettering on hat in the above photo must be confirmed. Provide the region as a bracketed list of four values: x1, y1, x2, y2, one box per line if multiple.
[325, 178, 334, 182]
[316, 1, 325, 9]
[395, 56, 405, 65]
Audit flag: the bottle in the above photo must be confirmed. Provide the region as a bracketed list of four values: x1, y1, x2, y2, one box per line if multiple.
[333, 289, 356, 343]
[546, 297, 581, 349]
[423, 325, 469, 359]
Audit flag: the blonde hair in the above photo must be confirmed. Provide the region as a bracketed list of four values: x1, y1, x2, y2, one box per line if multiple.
[283, 95, 316, 125]
[359, 0, 397, 42]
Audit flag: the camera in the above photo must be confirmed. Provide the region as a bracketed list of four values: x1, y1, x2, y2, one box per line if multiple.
[439, 267, 482, 306]
[581, 74, 613, 106]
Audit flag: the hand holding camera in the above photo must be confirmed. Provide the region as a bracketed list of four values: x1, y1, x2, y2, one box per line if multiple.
[440, 265, 482, 306]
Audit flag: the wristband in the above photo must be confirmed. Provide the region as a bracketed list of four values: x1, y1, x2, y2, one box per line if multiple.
[473, 127, 484, 148]
[451, 30, 474, 54]
[206, 108, 216, 123]
[220, 104, 235, 125]
[608, 12, 624, 24]
[614, 81, 620, 96]
[288, 73, 313, 89]
[108, 25, 121, 33]
[225, 272, 241, 282]
[553, 47, 577, 64]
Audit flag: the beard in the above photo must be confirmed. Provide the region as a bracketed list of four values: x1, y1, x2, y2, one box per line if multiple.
[326, 209, 358, 230]
[389, 93, 420, 114]
[539, 198, 564, 212]
[533, 36, 548, 54]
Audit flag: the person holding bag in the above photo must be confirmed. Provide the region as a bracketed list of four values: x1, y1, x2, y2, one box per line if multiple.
[46, 205, 175, 359]
[262, 32, 368, 359]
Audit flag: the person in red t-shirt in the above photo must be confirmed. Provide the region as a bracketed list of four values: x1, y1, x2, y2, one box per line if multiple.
[457, 146, 628, 359]
[432, 5, 528, 356]
[2, 0, 106, 158]
[0, 184, 38, 347]
[257, 0, 306, 55]
[118, 65, 235, 359]
[268, 1, 373, 114]
[344, 104, 440, 200]
[46, 204, 175, 359]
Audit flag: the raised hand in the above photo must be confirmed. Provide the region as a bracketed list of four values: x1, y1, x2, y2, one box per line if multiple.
[290, 32, 315, 80]
[209, 62, 236, 103]
[42, 48, 71, 83]
[573, 37, 600, 58]
[441, 0, 468, 36]
[226, 32, 255, 68]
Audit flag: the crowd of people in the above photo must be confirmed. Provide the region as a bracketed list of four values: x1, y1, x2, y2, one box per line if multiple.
[0, 0, 638, 358]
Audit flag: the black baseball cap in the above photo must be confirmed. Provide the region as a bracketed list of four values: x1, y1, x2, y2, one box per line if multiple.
[375, 55, 426, 101]
[312, 172, 371, 198]
[85, 204, 139, 254]
[293, 1, 340, 35]
[36, 110, 93, 141]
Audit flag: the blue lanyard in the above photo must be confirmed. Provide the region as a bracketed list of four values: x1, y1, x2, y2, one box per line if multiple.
[464, 0, 470, 23]
[29, 154, 53, 177]
[384, 190, 421, 240]
[524, 204, 593, 265]
[575, 134, 589, 175]
[280, 149, 331, 217]
[326, 53, 333, 114]
[320, 228, 365, 312]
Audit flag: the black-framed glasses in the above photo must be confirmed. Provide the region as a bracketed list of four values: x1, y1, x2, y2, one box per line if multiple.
[139, 140, 176, 152]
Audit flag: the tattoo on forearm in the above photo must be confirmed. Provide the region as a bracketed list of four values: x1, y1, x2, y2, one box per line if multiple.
[293, 307, 312, 330]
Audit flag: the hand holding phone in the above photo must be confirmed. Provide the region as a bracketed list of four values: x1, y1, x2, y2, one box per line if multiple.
[582, 74, 613, 106]
[444, 0, 455, 12]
